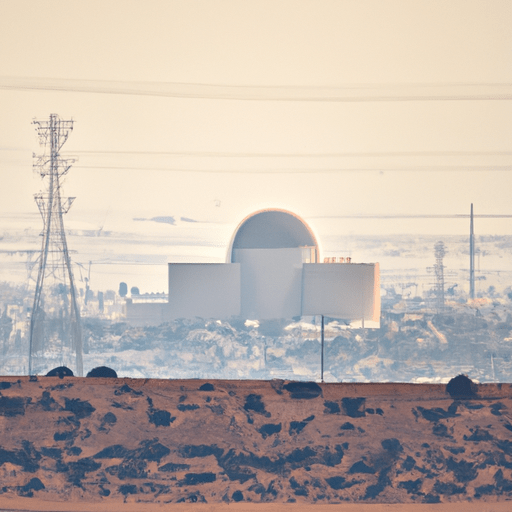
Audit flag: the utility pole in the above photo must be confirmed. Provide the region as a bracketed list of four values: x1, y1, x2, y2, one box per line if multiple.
[29, 114, 83, 376]
[469, 203, 475, 300]
[320, 314, 324, 383]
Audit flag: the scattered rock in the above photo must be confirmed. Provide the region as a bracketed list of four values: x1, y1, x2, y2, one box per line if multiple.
[258, 423, 282, 439]
[433, 481, 466, 495]
[342, 397, 366, 418]
[114, 384, 142, 396]
[463, 427, 493, 442]
[325, 475, 359, 490]
[65, 457, 102, 486]
[324, 401, 340, 414]
[398, 479, 422, 494]
[41, 447, 62, 459]
[106, 459, 147, 480]
[147, 408, 175, 427]
[289, 476, 308, 496]
[180, 472, 216, 486]
[158, 462, 190, 472]
[446, 457, 478, 483]
[37, 391, 59, 411]
[118, 484, 137, 495]
[348, 460, 375, 474]
[381, 438, 403, 453]
[289, 415, 314, 435]
[94, 439, 169, 463]
[232, 490, 244, 501]
[0, 396, 28, 417]
[0, 441, 41, 472]
[490, 402, 505, 416]
[53, 431, 75, 442]
[433, 423, 450, 437]
[102, 412, 117, 424]
[283, 382, 322, 399]
[416, 404, 459, 422]
[17, 477, 45, 497]
[401, 456, 416, 471]
[464, 402, 484, 410]
[423, 493, 441, 503]
[67, 447, 82, 456]
[179, 444, 224, 459]
[177, 403, 200, 412]
[445, 446, 465, 455]
[243, 394, 270, 417]
[94, 444, 128, 459]
[364, 469, 392, 499]
[64, 397, 95, 419]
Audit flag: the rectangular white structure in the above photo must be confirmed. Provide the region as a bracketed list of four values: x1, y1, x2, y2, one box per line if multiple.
[126, 259, 380, 325]
[233, 248, 305, 319]
[301, 263, 380, 321]
[124, 301, 169, 327]
[168, 263, 241, 320]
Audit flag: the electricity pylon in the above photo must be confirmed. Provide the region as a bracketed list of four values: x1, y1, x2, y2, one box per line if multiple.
[432, 241, 446, 314]
[29, 114, 83, 376]
[427, 241, 447, 314]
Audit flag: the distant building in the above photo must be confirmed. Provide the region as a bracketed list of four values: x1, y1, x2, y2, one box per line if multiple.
[126, 209, 380, 325]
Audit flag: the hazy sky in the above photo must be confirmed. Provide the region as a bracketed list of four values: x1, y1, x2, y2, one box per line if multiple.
[1, 0, 512, 236]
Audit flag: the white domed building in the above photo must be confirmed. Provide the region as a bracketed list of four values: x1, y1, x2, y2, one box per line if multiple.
[127, 209, 380, 325]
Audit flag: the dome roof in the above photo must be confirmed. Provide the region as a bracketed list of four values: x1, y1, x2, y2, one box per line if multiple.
[228, 209, 319, 262]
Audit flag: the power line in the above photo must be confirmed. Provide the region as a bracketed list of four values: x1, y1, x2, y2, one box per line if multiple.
[63, 149, 512, 158]
[312, 214, 512, 219]
[1, 76, 512, 101]
[72, 164, 512, 173]
[5, 148, 512, 158]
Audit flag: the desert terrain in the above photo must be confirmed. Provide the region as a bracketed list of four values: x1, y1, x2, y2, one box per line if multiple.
[0, 377, 511, 511]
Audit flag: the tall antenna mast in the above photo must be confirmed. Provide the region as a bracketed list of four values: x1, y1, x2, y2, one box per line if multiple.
[469, 203, 475, 300]
[29, 114, 83, 376]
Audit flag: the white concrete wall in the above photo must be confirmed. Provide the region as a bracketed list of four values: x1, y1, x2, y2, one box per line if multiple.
[232, 248, 305, 319]
[125, 301, 169, 326]
[168, 263, 240, 320]
[301, 263, 380, 321]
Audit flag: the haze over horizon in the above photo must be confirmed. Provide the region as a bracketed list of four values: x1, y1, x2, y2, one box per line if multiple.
[0, 0, 511, 243]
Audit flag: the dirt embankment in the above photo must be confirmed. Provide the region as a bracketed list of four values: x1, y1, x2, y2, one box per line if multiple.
[0, 377, 511, 509]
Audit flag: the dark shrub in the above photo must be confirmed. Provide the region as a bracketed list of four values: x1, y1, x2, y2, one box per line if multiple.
[46, 366, 74, 378]
[86, 366, 118, 378]
[446, 374, 476, 398]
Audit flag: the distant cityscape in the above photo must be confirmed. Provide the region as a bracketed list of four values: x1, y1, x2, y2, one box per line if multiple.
[1, 242, 511, 383]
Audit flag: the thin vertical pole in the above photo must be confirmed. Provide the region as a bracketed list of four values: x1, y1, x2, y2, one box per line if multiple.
[321, 314, 324, 383]
[470, 203, 475, 300]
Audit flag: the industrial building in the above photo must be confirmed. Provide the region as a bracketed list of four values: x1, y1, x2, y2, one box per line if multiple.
[126, 209, 380, 325]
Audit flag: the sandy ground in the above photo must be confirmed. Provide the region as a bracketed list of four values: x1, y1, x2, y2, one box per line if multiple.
[0, 497, 511, 511]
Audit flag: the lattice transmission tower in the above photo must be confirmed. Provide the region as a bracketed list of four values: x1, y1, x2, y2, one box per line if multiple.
[433, 241, 446, 313]
[29, 114, 83, 376]
[427, 240, 447, 314]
